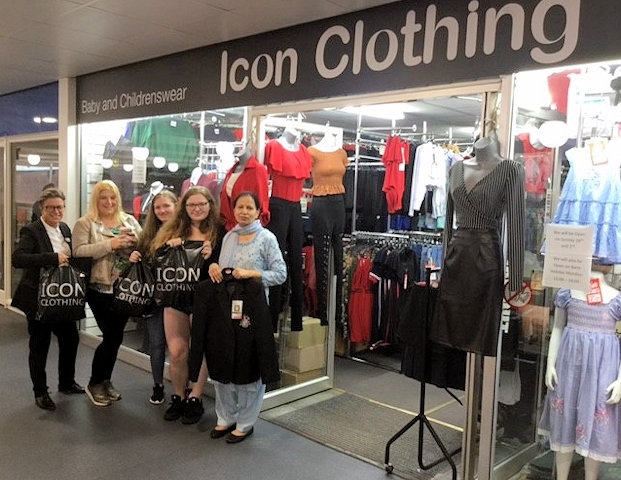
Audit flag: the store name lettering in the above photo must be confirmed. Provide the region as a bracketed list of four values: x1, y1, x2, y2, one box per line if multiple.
[219, 0, 579, 94]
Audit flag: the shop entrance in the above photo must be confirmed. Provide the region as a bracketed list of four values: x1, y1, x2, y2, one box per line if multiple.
[251, 81, 547, 479]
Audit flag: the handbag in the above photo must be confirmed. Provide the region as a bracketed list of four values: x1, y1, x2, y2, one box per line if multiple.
[37, 264, 87, 322]
[153, 244, 205, 313]
[112, 260, 155, 317]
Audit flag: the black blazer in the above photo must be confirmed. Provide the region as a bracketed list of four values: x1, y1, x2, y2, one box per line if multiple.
[11, 220, 72, 317]
[189, 276, 280, 385]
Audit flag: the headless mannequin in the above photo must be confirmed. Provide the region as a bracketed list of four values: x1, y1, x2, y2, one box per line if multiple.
[312, 132, 339, 152]
[226, 148, 251, 196]
[142, 181, 164, 211]
[278, 127, 300, 151]
[546, 267, 621, 480]
[234, 147, 252, 172]
[464, 136, 503, 191]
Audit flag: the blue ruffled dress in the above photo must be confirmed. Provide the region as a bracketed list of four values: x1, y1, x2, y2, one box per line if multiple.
[552, 146, 621, 264]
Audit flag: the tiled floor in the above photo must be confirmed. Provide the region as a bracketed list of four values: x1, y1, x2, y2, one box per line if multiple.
[0, 307, 394, 480]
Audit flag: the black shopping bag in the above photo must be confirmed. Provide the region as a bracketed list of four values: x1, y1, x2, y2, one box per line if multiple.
[113, 261, 155, 317]
[37, 264, 87, 322]
[153, 244, 205, 313]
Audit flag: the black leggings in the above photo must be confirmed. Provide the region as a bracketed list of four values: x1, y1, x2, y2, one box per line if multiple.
[310, 194, 345, 325]
[267, 197, 304, 332]
[86, 289, 130, 385]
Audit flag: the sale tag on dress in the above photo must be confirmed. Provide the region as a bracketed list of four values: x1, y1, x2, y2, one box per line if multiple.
[231, 300, 243, 319]
[586, 278, 603, 305]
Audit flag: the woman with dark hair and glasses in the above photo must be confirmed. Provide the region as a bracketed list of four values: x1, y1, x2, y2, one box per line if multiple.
[150, 186, 224, 424]
[12, 188, 85, 410]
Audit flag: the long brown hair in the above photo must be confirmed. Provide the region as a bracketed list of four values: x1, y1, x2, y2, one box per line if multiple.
[136, 189, 178, 254]
[150, 186, 220, 255]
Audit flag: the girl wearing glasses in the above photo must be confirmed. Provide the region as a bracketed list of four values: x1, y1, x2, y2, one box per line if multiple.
[150, 186, 224, 425]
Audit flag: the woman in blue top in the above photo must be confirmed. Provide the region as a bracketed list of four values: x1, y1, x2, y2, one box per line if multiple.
[206, 191, 286, 443]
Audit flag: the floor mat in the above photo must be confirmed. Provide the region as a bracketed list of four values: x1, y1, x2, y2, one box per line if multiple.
[261, 390, 462, 479]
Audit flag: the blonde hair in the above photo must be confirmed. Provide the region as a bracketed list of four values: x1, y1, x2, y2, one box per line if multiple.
[86, 180, 124, 224]
[150, 186, 220, 255]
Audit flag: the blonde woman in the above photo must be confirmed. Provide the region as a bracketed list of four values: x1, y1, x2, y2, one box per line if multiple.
[151, 186, 224, 424]
[73, 180, 141, 407]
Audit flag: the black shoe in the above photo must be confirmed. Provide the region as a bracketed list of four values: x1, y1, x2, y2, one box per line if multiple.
[181, 396, 204, 425]
[164, 394, 186, 421]
[59, 382, 86, 394]
[226, 427, 254, 444]
[35, 392, 56, 411]
[150, 384, 165, 405]
[210, 425, 236, 439]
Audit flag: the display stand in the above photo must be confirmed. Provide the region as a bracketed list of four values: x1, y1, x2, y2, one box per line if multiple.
[384, 266, 459, 479]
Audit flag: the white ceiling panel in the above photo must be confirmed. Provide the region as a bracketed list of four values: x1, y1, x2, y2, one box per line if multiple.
[0, 0, 397, 96]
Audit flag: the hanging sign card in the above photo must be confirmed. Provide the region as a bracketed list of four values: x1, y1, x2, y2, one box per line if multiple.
[542, 224, 594, 291]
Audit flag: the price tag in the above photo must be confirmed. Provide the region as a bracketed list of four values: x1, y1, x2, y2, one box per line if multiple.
[586, 278, 603, 305]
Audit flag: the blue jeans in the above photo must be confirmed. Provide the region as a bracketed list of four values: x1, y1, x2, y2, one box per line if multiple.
[146, 307, 166, 385]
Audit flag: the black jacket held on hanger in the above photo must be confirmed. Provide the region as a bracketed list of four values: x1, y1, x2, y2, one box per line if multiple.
[189, 275, 280, 385]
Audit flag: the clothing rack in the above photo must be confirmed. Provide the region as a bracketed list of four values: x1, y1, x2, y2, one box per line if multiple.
[384, 266, 459, 478]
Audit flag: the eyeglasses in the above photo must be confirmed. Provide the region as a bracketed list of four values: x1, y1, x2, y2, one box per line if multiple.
[186, 202, 209, 210]
[44, 205, 65, 211]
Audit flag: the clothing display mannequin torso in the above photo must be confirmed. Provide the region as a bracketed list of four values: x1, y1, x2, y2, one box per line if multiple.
[431, 134, 525, 356]
[307, 135, 349, 325]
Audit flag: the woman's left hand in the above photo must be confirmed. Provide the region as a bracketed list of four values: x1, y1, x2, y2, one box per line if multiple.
[232, 268, 259, 280]
[166, 237, 183, 248]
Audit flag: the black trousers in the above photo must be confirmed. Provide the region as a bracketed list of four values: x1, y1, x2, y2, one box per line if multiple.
[27, 314, 79, 396]
[310, 194, 345, 325]
[267, 197, 304, 332]
[86, 289, 129, 385]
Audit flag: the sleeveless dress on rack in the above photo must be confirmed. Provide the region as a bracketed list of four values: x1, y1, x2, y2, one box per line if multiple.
[552, 146, 621, 264]
[430, 159, 524, 357]
[538, 289, 621, 463]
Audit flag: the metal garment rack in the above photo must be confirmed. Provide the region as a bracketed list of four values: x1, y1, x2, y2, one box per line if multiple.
[384, 266, 459, 479]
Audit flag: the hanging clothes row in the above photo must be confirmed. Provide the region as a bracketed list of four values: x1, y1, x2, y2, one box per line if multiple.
[342, 231, 443, 354]
[347, 127, 471, 234]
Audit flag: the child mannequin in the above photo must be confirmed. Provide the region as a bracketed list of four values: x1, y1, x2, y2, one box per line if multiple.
[541, 265, 621, 480]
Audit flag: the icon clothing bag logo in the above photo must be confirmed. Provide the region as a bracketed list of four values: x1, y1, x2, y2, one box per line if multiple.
[113, 261, 156, 317]
[37, 264, 87, 322]
[153, 244, 205, 314]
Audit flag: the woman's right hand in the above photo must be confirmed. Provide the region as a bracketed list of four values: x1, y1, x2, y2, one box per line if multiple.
[57, 253, 70, 265]
[208, 263, 223, 283]
[129, 250, 142, 263]
[112, 234, 137, 250]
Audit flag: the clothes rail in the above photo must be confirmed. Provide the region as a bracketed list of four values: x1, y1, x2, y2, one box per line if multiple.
[384, 266, 459, 479]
